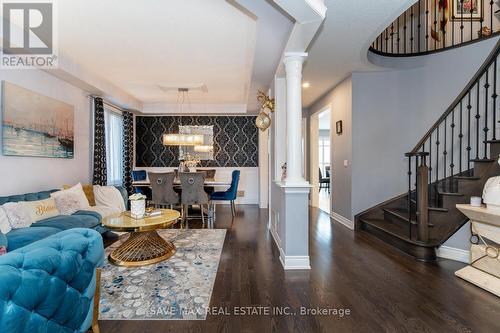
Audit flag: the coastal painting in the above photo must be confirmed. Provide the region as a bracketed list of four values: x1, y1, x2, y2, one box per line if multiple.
[2, 81, 74, 158]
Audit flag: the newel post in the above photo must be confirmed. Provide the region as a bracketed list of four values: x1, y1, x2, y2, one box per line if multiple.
[417, 154, 429, 242]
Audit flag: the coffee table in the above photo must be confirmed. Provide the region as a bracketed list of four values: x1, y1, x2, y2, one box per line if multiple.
[102, 209, 180, 267]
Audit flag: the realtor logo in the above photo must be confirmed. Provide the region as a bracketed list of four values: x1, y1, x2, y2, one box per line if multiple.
[1, 0, 58, 68]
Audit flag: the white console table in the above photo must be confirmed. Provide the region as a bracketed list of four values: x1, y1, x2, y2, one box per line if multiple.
[455, 204, 500, 297]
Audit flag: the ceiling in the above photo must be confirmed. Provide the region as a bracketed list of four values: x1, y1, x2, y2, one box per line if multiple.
[58, 0, 293, 113]
[302, 0, 416, 107]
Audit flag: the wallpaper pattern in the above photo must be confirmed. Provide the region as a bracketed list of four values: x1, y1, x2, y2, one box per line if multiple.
[135, 116, 258, 167]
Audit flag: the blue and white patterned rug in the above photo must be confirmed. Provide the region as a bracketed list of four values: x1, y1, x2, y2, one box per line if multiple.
[99, 229, 226, 320]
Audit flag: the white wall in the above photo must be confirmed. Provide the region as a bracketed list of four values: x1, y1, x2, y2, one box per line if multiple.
[0, 69, 92, 196]
[309, 76, 353, 221]
[351, 37, 499, 250]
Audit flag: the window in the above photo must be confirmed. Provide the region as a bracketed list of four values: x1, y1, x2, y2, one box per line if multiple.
[104, 108, 123, 186]
[319, 136, 330, 176]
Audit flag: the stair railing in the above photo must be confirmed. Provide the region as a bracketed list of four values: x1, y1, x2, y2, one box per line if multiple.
[370, 0, 500, 56]
[405, 39, 500, 241]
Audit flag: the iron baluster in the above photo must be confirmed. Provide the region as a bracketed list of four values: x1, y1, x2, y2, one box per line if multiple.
[476, 81, 481, 159]
[484, 68, 490, 158]
[493, 58, 498, 140]
[451, 109, 455, 191]
[459, 100, 463, 174]
[467, 91, 472, 169]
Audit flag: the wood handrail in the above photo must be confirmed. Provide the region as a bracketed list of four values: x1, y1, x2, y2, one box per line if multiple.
[408, 38, 500, 154]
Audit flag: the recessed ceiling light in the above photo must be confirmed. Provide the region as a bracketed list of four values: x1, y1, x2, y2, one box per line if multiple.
[302, 82, 310, 88]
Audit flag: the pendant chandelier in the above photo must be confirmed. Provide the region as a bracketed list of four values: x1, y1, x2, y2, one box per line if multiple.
[162, 88, 204, 146]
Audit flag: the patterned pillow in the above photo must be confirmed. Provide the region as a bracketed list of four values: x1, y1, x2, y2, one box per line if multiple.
[51, 192, 84, 215]
[2, 202, 33, 229]
[51, 183, 90, 215]
[63, 184, 96, 206]
[20, 198, 60, 222]
[0, 207, 12, 234]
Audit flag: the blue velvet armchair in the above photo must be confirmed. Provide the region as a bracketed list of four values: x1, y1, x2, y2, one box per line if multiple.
[0, 228, 104, 333]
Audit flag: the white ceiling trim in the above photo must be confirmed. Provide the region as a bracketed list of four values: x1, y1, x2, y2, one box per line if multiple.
[143, 103, 247, 114]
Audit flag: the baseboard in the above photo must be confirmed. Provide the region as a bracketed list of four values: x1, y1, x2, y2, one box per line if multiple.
[436, 246, 470, 263]
[330, 211, 354, 230]
[279, 252, 311, 270]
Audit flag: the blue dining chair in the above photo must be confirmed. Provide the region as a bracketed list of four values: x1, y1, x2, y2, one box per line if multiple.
[210, 170, 240, 216]
[132, 170, 152, 200]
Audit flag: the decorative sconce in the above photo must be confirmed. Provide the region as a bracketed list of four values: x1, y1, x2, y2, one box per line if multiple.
[255, 90, 275, 131]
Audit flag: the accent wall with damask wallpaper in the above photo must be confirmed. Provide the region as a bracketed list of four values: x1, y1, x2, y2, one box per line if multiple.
[135, 116, 258, 167]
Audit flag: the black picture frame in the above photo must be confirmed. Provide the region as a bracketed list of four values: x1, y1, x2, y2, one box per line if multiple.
[336, 120, 343, 135]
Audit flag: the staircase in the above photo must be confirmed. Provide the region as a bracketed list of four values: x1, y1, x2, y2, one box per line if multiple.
[356, 39, 500, 261]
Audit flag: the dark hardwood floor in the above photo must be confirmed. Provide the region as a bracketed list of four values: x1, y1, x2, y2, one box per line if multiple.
[100, 205, 500, 333]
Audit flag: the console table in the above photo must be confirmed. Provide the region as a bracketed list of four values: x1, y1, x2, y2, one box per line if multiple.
[455, 204, 500, 297]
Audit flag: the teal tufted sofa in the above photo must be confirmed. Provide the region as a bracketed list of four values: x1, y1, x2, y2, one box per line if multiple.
[0, 187, 127, 251]
[0, 228, 104, 333]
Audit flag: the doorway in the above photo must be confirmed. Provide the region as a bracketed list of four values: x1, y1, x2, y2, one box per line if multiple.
[310, 107, 331, 214]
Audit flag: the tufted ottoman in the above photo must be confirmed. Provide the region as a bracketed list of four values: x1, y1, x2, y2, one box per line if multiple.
[0, 228, 104, 333]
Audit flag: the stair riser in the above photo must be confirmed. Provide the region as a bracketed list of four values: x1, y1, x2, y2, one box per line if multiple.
[429, 210, 468, 241]
[473, 161, 500, 178]
[383, 210, 409, 226]
[488, 142, 500, 159]
[440, 195, 468, 211]
[359, 221, 436, 262]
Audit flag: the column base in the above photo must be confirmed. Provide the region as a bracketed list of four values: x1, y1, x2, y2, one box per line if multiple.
[279, 254, 311, 270]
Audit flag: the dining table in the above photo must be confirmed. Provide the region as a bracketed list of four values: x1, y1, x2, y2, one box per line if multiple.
[132, 177, 232, 226]
[132, 178, 232, 187]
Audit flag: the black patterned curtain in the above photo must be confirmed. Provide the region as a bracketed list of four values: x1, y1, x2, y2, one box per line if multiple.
[122, 111, 134, 195]
[92, 97, 107, 185]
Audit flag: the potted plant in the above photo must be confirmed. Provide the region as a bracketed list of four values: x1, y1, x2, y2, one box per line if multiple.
[129, 193, 147, 217]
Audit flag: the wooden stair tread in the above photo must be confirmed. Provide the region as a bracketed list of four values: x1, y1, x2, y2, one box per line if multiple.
[428, 207, 448, 212]
[484, 140, 500, 143]
[437, 191, 464, 197]
[409, 199, 449, 212]
[470, 158, 496, 162]
[383, 207, 412, 223]
[455, 176, 480, 180]
[359, 217, 438, 247]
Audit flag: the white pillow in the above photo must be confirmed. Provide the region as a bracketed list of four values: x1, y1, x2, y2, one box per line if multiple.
[93, 185, 126, 213]
[19, 198, 60, 222]
[0, 207, 12, 234]
[2, 202, 32, 229]
[51, 183, 90, 215]
[85, 205, 120, 219]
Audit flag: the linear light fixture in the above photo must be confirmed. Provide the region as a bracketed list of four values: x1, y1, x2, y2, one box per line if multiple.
[162, 134, 204, 146]
[193, 145, 214, 153]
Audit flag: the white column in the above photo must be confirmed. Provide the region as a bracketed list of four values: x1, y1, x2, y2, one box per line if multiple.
[284, 52, 308, 185]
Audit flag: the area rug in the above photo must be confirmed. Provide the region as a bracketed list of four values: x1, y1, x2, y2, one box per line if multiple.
[99, 229, 226, 320]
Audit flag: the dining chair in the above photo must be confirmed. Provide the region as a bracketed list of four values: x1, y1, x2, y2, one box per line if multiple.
[319, 168, 330, 193]
[210, 170, 240, 216]
[197, 169, 217, 195]
[179, 172, 209, 225]
[148, 172, 179, 209]
[132, 170, 152, 200]
[196, 169, 216, 179]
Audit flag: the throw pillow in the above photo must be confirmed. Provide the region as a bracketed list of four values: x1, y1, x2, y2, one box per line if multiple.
[0, 207, 12, 234]
[51, 183, 90, 215]
[64, 184, 96, 206]
[2, 202, 33, 229]
[20, 198, 60, 222]
[51, 192, 84, 215]
[93, 185, 126, 213]
[85, 205, 120, 219]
